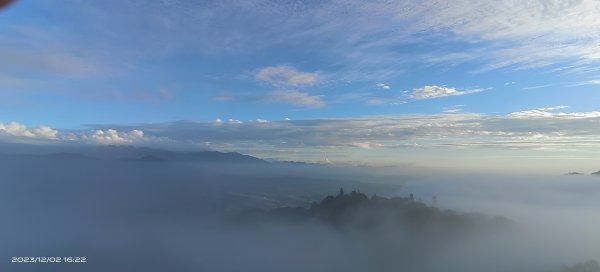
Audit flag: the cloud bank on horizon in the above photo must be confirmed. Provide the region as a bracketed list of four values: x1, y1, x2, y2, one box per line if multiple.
[4, 105, 600, 172]
[2, 0, 600, 170]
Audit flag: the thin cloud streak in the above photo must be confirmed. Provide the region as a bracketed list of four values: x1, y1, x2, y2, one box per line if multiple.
[409, 85, 484, 100]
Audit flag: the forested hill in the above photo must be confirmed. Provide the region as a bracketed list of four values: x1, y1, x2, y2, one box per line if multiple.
[237, 189, 513, 232]
[235, 190, 600, 272]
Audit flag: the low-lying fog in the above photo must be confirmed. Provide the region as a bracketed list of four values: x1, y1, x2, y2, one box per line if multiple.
[405, 174, 600, 268]
[1, 144, 599, 272]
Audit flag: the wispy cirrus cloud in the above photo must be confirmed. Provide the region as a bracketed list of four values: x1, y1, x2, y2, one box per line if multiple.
[265, 90, 325, 108]
[376, 83, 390, 90]
[0, 25, 107, 79]
[12, 0, 600, 83]
[508, 106, 600, 119]
[255, 65, 322, 86]
[571, 79, 600, 86]
[4, 0, 600, 121]
[215, 89, 326, 108]
[443, 105, 465, 113]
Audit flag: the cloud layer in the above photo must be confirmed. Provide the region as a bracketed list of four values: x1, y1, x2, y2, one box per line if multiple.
[5, 106, 600, 153]
[4, 105, 600, 172]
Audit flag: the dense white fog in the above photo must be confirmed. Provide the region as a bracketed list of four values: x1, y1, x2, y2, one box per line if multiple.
[405, 174, 600, 268]
[1, 145, 599, 271]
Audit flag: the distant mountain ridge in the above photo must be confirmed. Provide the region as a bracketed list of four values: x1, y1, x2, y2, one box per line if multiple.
[0, 145, 266, 164]
[117, 149, 265, 164]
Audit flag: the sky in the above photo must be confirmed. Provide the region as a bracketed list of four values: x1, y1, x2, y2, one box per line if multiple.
[1, 0, 600, 172]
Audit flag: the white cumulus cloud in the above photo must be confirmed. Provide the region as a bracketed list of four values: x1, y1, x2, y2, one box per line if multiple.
[82, 129, 146, 145]
[0, 121, 58, 141]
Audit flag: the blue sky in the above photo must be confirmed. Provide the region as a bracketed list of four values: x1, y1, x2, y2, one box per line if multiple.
[2, 0, 600, 172]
